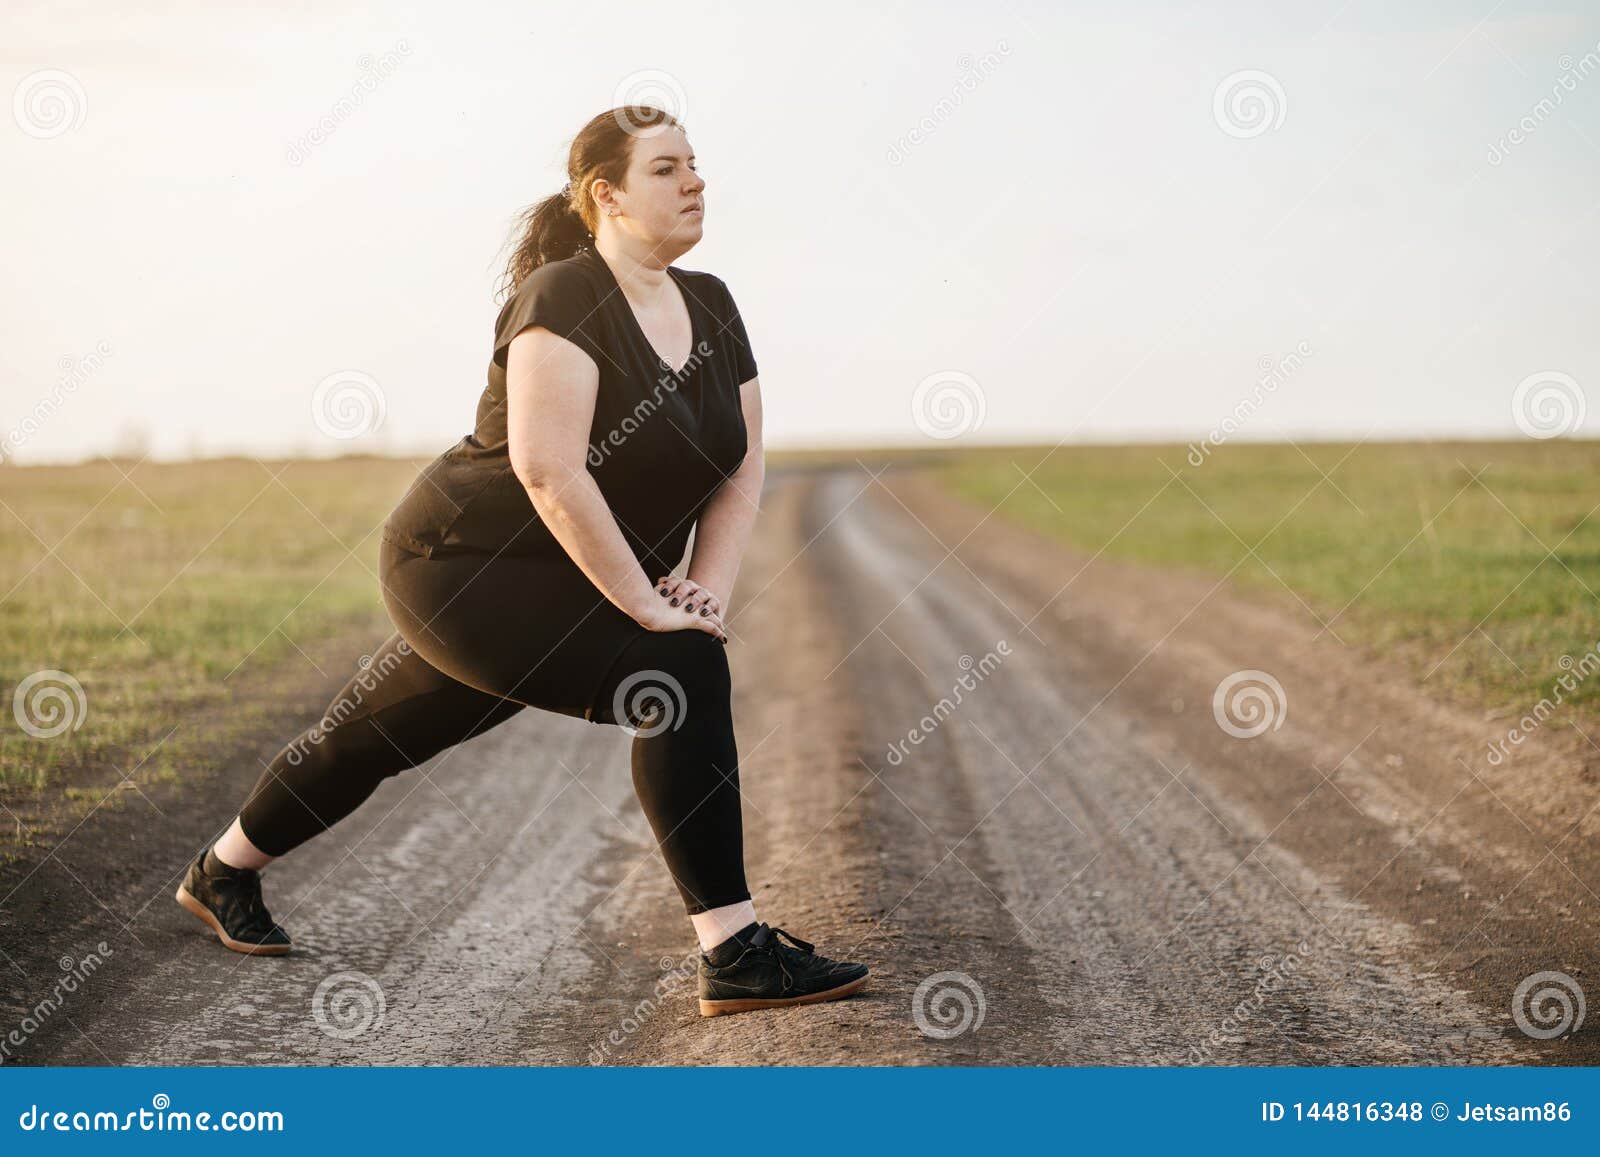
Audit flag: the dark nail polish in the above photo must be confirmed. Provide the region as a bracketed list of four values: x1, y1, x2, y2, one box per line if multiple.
[700, 608, 709, 616]
[658, 588, 667, 597]
[670, 598, 679, 606]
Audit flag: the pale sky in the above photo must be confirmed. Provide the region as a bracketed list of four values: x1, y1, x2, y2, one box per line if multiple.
[4, 0, 1599, 463]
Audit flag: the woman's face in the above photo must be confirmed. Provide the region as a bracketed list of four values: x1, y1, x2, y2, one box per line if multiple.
[606, 124, 705, 254]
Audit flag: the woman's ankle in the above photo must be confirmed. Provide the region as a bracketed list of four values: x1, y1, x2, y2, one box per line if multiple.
[210, 816, 277, 872]
[691, 899, 758, 953]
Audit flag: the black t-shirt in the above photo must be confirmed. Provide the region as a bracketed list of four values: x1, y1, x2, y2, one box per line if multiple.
[381, 245, 757, 577]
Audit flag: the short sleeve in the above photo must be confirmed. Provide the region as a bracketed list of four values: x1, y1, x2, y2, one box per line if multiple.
[493, 260, 606, 372]
[715, 277, 758, 384]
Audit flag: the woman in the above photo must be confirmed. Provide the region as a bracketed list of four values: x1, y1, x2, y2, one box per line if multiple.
[174, 105, 868, 1018]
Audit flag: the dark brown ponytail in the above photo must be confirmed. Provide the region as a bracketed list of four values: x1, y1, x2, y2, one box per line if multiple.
[496, 105, 683, 301]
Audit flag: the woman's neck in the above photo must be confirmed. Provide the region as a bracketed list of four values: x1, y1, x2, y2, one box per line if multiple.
[594, 230, 678, 301]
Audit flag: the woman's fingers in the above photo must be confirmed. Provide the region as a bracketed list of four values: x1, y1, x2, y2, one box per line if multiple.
[651, 590, 728, 643]
[640, 597, 727, 642]
[683, 586, 720, 616]
[655, 576, 721, 618]
[681, 603, 728, 643]
[687, 599, 728, 642]
[656, 576, 686, 606]
[658, 575, 704, 611]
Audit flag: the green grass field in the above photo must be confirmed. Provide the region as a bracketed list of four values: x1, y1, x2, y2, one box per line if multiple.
[932, 440, 1600, 719]
[0, 456, 424, 812]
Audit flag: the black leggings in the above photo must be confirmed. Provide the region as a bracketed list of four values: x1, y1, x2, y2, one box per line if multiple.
[235, 542, 749, 915]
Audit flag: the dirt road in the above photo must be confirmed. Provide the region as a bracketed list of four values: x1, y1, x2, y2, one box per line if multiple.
[3, 462, 1594, 1065]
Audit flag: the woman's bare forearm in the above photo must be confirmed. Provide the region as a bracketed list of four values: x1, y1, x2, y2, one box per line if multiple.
[522, 466, 658, 622]
[686, 454, 765, 611]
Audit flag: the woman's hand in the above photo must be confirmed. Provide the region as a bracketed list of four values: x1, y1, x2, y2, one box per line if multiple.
[636, 587, 728, 643]
[654, 575, 723, 620]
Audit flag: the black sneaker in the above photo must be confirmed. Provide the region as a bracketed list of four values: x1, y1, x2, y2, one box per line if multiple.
[698, 923, 868, 1017]
[174, 845, 292, 956]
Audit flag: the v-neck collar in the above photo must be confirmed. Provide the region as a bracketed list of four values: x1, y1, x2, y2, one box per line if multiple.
[581, 244, 700, 377]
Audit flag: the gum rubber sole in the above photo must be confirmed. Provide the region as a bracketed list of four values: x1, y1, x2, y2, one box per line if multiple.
[698, 972, 869, 1017]
[175, 885, 292, 956]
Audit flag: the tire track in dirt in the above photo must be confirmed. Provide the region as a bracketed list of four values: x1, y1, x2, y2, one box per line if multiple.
[865, 464, 1593, 1063]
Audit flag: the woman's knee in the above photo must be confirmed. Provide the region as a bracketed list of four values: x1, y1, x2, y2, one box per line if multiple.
[604, 629, 730, 729]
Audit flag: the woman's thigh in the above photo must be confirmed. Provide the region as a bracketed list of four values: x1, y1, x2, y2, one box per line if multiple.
[328, 629, 528, 758]
[380, 540, 650, 723]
